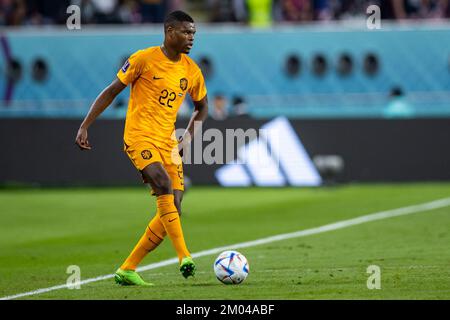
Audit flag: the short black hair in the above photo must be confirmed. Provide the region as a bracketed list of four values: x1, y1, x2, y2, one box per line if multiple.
[164, 11, 194, 31]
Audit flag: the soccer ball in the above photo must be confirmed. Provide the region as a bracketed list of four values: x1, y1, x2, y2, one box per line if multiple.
[214, 250, 249, 284]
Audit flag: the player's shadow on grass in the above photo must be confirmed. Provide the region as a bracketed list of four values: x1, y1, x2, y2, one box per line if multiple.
[189, 283, 255, 287]
[188, 283, 218, 287]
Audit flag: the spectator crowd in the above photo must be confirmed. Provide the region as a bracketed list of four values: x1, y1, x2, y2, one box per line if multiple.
[1, 0, 449, 26]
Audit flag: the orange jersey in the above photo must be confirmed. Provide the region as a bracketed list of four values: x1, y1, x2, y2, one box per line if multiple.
[117, 46, 207, 150]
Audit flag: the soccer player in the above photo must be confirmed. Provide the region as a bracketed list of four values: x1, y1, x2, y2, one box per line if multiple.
[75, 11, 208, 286]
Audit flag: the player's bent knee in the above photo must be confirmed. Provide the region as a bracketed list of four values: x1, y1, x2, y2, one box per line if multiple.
[142, 163, 173, 195]
[154, 175, 172, 195]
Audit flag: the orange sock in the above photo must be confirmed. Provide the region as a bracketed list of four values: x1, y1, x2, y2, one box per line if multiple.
[157, 194, 190, 262]
[120, 213, 166, 271]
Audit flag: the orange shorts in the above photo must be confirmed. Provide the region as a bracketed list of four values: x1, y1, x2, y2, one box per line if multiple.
[124, 141, 184, 191]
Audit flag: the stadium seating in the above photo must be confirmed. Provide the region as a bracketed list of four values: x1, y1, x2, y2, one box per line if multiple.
[1, 23, 449, 118]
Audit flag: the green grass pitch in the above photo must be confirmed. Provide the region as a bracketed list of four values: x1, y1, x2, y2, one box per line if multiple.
[0, 183, 449, 299]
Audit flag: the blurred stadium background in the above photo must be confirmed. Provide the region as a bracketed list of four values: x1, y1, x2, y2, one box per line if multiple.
[1, 0, 450, 186]
[0, 0, 450, 298]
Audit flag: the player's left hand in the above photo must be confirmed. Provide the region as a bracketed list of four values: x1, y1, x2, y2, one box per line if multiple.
[178, 135, 192, 158]
[75, 127, 92, 150]
[178, 138, 184, 157]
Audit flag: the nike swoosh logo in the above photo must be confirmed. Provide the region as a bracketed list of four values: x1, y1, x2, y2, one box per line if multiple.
[153, 76, 163, 80]
[168, 218, 177, 222]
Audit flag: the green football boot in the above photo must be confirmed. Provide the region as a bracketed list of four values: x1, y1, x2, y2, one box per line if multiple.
[114, 268, 154, 286]
[180, 256, 196, 279]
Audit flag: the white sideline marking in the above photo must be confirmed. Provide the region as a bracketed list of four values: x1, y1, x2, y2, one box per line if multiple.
[1, 196, 450, 300]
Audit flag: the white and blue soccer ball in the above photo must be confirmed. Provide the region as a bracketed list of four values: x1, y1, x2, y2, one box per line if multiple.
[214, 250, 249, 285]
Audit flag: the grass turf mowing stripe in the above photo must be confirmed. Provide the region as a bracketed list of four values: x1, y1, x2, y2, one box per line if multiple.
[1, 196, 450, 300]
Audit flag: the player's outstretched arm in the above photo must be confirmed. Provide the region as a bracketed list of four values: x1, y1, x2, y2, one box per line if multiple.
[75, 78, 126, 150]
[179, 95, 208, 155]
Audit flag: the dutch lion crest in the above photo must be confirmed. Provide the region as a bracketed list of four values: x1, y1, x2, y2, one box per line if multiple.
[180, 78, 188, 91]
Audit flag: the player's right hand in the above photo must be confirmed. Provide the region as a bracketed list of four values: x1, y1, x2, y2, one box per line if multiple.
[75, 127, 92, 150]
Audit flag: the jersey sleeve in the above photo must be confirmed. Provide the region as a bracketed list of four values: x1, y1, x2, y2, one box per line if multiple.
[188, 69, 207, 102]
[117, 50, 145, 85]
